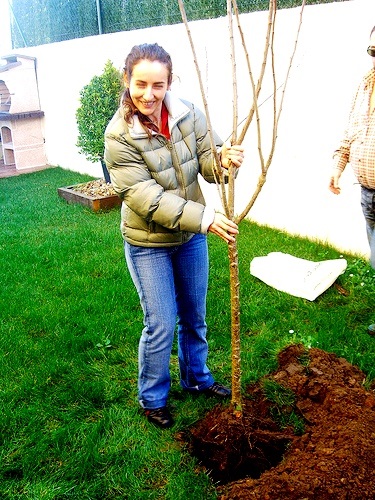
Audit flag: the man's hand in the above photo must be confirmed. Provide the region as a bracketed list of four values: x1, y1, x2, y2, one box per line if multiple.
[329, 172, 341, 195]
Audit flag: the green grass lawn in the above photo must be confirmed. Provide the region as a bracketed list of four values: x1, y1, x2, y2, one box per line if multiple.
[0, 167, 374, 499]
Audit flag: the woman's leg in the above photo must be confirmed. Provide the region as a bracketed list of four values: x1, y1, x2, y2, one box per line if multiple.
[125, 243, 177, 410]
[172, 234, 215, 391]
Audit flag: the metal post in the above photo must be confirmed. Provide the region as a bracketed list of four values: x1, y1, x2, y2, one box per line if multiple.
[7, 0, 27, 48]
[95, 0, 103, 35]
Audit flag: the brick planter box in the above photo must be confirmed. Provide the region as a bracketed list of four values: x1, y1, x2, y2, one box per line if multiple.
[58, 184, 122, 212]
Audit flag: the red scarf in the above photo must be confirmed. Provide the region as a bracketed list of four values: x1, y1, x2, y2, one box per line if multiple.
[160, 102, 170, 139]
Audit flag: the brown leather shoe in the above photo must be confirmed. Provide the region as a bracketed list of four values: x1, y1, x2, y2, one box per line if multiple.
[202, 382, 231, 398]
[144, 407, 174, 428]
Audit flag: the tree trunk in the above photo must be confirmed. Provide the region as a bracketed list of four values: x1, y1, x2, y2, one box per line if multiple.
[228, 238, 242, 414]
[101, 159, 111, 184]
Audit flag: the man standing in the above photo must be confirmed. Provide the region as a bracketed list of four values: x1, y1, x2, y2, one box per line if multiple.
[329, 26, 375, 334]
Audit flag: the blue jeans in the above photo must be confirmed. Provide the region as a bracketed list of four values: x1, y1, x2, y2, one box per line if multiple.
[125, 234, 215, 410]
[361, 186, 375, 269]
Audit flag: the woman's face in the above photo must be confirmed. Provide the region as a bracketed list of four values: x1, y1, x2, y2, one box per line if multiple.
[127, 59, 170, 120]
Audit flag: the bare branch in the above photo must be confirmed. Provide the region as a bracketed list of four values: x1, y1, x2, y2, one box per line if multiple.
[227, 0, 238, 219]
[264, 0, 306, 174]
[273, 0, 306, 146]
[235, 173, 266, 225]
[236, 0, 275, 145]
[236, 0, 306, 223]
[178, 0, 230, 215]
[228, 1, 238, 146]
[269, 0, 277, 174]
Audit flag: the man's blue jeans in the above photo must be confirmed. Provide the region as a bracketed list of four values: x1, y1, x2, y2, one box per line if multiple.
[125, 233, 215, 410]
[361, 186, 375, 269]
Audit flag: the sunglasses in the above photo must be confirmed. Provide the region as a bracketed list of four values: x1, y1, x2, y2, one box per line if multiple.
[367, 46, 375, 57]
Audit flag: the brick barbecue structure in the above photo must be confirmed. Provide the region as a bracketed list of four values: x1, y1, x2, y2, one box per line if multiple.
[0, 54, 47, 170]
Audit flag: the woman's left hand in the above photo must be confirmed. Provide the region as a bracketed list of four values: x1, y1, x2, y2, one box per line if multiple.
[221, 142, 245, 169]
[208, 212, 239, 243]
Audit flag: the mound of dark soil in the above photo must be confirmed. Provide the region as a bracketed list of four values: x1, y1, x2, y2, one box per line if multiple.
[188, 344, 375, 499]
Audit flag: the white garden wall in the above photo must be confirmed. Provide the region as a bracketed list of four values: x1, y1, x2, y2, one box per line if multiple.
[1, 0, 375, 258]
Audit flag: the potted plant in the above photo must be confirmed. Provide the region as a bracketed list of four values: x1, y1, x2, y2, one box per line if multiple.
[58, 61, 123, 211]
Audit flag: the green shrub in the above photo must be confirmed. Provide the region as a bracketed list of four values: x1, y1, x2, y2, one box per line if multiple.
[76, 60, 123, 180]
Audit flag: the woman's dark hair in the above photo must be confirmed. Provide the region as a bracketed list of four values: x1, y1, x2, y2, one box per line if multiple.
[122, 43, 172, 134]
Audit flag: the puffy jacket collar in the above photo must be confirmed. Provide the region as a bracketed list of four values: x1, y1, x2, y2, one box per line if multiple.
[163, 91, 191, 129]
[128, 91, 190, 139]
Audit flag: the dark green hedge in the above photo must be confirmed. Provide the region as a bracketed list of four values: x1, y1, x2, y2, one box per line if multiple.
[10, 0, 343, 49]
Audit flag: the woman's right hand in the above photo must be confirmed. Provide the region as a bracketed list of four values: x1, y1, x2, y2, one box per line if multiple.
[208, 212, 239, 243]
